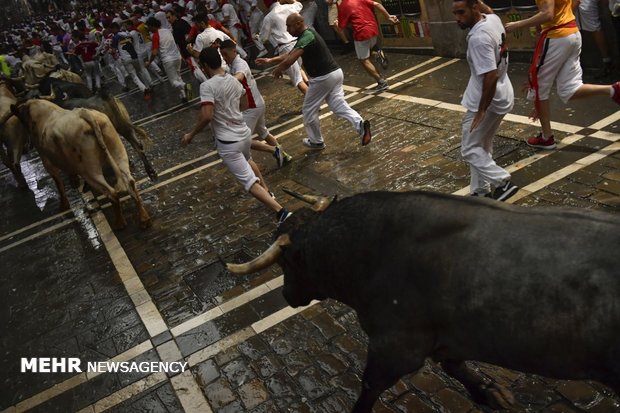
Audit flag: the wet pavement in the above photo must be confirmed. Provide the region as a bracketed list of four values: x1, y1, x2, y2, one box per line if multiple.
[2, 49, 620, 413]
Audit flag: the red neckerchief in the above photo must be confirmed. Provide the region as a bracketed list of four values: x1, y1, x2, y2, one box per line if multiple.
[528, 20, 577, 120]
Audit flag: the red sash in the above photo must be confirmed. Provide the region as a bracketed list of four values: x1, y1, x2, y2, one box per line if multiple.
[528, 20, 577, 120]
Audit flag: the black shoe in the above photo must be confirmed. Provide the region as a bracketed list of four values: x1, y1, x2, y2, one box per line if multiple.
[470, 192, 492, 198]
[492, 181, 518, 202]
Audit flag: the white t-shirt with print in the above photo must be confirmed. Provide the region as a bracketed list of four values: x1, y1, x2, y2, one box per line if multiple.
[461, 13, 514, 115]
[200, 73, 251, 142]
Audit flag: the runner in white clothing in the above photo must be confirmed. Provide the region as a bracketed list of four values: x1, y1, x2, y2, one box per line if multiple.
[146, 17, 188, 102]
[454, 0, 518, 201]
[255, 0, 308, 93]
[220, 39, 293, 167]
[181, 47, 292, 225]
[187, 13, 231, 82]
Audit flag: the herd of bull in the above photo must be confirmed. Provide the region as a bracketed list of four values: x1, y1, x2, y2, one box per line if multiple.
[0, 52, 156, 228]
[2, 52, 620, 413]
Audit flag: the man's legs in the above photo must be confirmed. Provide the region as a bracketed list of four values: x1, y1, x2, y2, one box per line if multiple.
[302, 75, 332, 144]
[355, 38, 387, 91]
[461, 111, 510, 195]
[218, 139, 283, 213]
[324, 68, 363, 132]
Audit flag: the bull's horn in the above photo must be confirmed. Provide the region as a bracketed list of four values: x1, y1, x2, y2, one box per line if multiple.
[282, 187, 332, 212]
[226, 234, 291, 275]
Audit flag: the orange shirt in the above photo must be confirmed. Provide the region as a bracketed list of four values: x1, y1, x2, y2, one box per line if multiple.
[538, 0, 579, 38]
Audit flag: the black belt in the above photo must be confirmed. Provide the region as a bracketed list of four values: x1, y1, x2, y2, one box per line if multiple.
[217, 139, 237, 144]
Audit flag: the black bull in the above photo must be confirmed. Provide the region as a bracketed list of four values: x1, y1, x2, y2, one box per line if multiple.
[228, 190, 620, 413]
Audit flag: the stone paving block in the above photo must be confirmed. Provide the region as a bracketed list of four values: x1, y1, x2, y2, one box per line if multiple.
[265, 372, 299, 399]
[237, 335, 271, 361]
[596, 179, 620, 195]
[602, 170, 620, 182]
[556, 381, 600, 406]
[175, 321, 223, 358]
[193, 359, 220, 387]
[118, 348, 161, 387]
[393, 392, 437, 413]
[204, 377, 236, 410]
[330, 371, 361, 401]
[251, 353, 283, 379]
[222, 358, 256, 388]
[216, 399, 243, 413]
[317, 390, 351, 412]
[315, 353, 348, 377]
[297, 366, 331, 401]
[310, 311, 346, 340]
[248, 399, 279, 413]
[282, 350, 313, 377]
[238, 378, 270, 410]
[410, 367, 447, 395]
[215, 346, 242, 367]
[431, 387, 475, 412]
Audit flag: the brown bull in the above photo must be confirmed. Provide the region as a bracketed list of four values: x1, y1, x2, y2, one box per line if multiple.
[0, 80, 28, 187]
[8, 99, 151, 229]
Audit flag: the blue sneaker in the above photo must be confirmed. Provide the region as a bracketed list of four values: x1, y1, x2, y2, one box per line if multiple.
[273, 146, 284, 167]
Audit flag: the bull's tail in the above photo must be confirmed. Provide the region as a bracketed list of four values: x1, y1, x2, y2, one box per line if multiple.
[78, 109, 126, 191]
[101, 90, 152, 149]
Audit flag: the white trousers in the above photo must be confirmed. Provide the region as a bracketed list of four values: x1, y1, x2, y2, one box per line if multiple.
[303, 68, 362, 144]
[162, 58, 185, 98]
[122, 59, 151, 92]
[82, 60, 101, 89]
[216, 133, 259, 191]
[461, 110, 510, 195]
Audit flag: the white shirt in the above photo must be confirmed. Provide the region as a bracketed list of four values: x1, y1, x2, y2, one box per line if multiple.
[155, 10, 172, 30]
[152, 28, 181, 62]
[462, 14, 513, 115]
[230, 55, 264, 108]
[259, 1, 302, 47]
[221, 3, 240, 28]
[194, 26, 230, 51]
[300, 0, 318, 29]
[200, 73, 250, 142]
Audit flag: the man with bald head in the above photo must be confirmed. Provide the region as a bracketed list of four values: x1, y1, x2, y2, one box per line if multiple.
[265, 13, 371, 150]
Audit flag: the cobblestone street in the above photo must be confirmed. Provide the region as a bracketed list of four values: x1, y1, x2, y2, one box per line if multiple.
[2, 50, 620, 413]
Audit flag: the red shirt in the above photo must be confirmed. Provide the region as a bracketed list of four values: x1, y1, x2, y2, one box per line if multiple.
[337, 0, 379, 41]
[74, 40, 99, 62]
